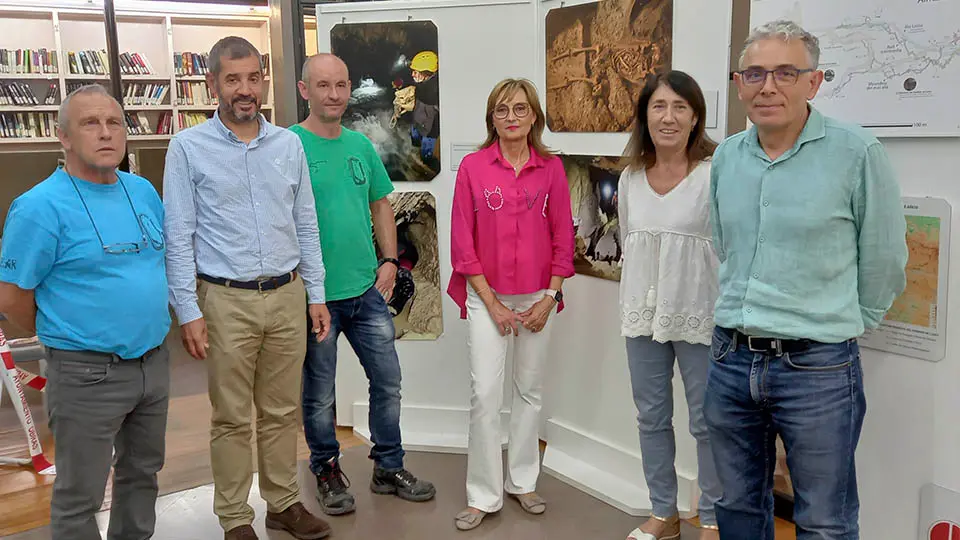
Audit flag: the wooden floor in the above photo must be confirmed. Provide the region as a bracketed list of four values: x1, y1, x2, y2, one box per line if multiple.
[0, 334, 797, 538]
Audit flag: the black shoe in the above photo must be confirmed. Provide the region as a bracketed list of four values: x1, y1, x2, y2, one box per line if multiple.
[315, 458, 356, 516]
[370, 466, 437, 502]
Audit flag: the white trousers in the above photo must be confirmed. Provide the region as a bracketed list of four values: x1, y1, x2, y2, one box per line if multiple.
[465, 288, 555, 512]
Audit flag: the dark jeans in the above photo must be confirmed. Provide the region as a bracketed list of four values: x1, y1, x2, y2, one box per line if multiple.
[46, 344, 170, 540]
[302, 286, 404, 473]
[704, 327, 866, 540]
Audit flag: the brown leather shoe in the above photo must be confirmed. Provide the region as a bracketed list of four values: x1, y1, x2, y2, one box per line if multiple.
[265, 502, 332, 539]
[224, 524, 258, 540]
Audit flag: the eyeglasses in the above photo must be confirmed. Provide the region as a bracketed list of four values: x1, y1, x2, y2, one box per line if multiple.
[736, 66, 815, 86]
[66, 168, 149, 255]
[493, 103, 531, 120]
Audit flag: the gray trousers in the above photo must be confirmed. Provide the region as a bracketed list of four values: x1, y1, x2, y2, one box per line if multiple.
[45, 344, 170, 540]
[625, 335, 721, 526]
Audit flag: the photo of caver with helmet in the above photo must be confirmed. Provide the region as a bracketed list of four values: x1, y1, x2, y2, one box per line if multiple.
[404, 51, 440, 171]
[331, 20, 441, 182]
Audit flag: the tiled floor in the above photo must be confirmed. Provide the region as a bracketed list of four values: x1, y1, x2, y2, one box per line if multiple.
[5, 446, 700, 540]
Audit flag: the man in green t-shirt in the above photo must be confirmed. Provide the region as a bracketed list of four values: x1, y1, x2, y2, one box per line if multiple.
[291, 53, 435, 517]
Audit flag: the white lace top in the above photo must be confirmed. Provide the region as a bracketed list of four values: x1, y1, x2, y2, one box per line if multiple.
[617, 161, 719, 345]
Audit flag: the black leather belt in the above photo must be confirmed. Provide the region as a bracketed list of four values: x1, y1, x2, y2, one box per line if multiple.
[720, 327, 811, 356]
[198, 271, 296, 292]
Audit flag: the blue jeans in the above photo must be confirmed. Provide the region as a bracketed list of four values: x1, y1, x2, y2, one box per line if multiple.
[302, 286, 405, 473]
[625, 336, 720, 526]
[704, 327, 866, 540]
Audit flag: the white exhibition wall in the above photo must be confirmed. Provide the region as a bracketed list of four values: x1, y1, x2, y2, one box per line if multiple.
[317, 1, 959, 538]
[315, 0, 540, 452]
[316, 0, 732, 518]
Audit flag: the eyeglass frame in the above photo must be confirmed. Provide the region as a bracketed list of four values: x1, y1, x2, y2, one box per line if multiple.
[733, 65, 817, 87]
[65, 168, 150, 255]
[492, 102, 531, 120]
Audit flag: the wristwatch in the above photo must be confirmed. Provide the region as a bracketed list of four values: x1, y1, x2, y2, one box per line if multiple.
[545, 289, 563, 303]
[379, 258, 401, 269]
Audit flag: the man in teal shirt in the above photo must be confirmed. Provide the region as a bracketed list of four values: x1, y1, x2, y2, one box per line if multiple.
[291, 53, 435, 517]
[706, 20, 907, 539]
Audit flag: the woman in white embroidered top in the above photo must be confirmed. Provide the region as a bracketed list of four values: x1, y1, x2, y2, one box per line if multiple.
[620, 70, 721, 540]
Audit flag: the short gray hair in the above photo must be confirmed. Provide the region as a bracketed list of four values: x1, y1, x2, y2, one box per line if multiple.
[208, 36, 261, 77]
[58, 84, 118, 133]
[740, 19, 820, 69]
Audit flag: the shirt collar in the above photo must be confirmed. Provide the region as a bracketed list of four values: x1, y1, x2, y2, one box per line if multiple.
[211, 108, 270, 145]
[484, 141, 546, 170]
[745, 104, 826, 162]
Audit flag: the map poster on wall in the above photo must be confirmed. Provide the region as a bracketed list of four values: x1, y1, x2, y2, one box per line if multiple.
[750, 0, 960, 138]
[860, 197, 951, 362]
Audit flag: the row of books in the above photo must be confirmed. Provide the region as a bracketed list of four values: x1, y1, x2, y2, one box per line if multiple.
[180, 112, 211, 129]
[176, 81, 217, 106]
[2, 49, 271, 78]
[122, 83, 170, 107]
[174, 52, 270, 76]
[68, 50, 156, 75]
[125, 111, 173, 135]
[0, 48, 58, 74]
[0, 81, 58, 106]
[0, 112, 56, 139]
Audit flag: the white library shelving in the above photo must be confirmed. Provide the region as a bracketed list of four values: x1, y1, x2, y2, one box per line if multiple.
[0, 3, 275, 151]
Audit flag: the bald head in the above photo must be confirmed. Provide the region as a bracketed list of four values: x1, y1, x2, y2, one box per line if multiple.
[298, 53, 351, 124]
[301, 53, 349, 85]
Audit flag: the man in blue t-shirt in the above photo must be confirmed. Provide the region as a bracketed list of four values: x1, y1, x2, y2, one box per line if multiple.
[0, 85, 171, 540]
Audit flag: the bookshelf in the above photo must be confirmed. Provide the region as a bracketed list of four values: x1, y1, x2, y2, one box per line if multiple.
[0, 4, 274, 149]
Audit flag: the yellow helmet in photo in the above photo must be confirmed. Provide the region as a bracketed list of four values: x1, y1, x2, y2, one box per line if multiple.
[410, 51, 438, 73]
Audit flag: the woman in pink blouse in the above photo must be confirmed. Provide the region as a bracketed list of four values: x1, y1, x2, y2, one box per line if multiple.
[448, 78, 575, 531]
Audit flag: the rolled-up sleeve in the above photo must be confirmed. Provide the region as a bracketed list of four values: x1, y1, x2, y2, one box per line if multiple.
[450, 162, 483, 276]
[853, 141, 908, 329]
[548, 160, 575, 277]
[163, 138, 203, 325]
[292, 144, 326, 304]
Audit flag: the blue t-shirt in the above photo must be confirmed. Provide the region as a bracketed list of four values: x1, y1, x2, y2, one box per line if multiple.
[0, 168, 170, 358]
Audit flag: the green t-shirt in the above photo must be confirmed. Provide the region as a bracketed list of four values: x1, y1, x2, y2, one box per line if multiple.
[290, 125, 395, 302]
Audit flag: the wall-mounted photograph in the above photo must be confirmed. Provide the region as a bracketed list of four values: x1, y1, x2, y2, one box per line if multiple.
[376, 191, 443, 340]
[545, 0, 672, 133]
[562, 154, 624, 281]
[331, 21, 440, 182]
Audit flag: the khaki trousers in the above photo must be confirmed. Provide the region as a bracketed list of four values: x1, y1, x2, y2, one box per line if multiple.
[198, 275, 306, 532]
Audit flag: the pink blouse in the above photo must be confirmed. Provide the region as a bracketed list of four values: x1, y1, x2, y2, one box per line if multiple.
[447, 143, 576, 319]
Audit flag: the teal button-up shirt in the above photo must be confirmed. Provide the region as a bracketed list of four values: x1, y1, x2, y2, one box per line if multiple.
[709, 106, 908, 343]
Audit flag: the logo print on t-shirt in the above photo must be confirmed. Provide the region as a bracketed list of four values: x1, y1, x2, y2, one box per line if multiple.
[348, 157, 367, 186]
[484, 186, 504, 211]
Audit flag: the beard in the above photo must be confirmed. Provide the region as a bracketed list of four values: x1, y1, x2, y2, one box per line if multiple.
[217, 92, 260, 123]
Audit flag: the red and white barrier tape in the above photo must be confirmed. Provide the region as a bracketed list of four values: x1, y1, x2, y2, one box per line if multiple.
[0, 329, 55, 475]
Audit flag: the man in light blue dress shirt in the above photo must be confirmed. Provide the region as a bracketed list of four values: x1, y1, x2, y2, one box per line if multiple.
[163, 37, 332, 540]
[706, 20, 907, 540]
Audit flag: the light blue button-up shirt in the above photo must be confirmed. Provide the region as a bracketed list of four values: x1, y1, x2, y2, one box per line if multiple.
[163, 111, 326, 324]
[709, 106, 907, 343]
